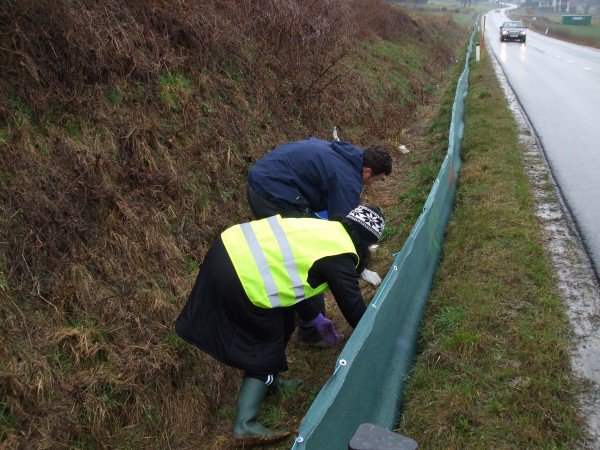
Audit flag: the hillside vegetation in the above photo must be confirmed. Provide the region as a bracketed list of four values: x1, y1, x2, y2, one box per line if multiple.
[0, 1, 465, 447]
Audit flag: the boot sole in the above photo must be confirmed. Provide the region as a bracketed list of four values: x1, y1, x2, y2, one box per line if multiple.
[230, 430, 292, 448]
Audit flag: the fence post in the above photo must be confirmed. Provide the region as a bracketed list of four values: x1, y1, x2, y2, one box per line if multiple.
[481, 15, 486, 59]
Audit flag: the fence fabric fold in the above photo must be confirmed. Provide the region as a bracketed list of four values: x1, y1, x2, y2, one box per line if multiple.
[293, 26, 477, 450]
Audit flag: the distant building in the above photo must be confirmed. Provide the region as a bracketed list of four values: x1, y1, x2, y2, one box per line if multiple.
[522, 0, 569, 10]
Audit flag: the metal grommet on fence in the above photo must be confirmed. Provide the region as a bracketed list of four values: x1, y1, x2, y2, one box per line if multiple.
[333, 359, 347, 376]
[291, 434, 304, 449]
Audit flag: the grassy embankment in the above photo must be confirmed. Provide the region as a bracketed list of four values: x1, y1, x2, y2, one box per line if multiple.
[0, 1, 466, 448]
[509, 7, 600, 48]
[395, 35, 585, 447]
[408, 1, 497, 27]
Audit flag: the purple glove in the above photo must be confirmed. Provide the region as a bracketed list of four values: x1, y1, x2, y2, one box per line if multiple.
[309, 313, 339, 345]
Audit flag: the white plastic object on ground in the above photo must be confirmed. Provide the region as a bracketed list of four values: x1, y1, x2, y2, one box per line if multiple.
[332, 126, 340, 141]
[399, 144, 410, 154]
[360, 269, 381, 286]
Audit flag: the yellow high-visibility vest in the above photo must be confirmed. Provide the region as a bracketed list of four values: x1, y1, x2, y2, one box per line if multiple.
[221, 215, 358, 309]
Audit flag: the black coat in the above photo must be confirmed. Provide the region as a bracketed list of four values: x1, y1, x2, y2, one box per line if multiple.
[175, 235, 366, 375]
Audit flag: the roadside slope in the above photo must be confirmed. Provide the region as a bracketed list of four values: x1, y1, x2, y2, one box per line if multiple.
[0, 2, 466, 447]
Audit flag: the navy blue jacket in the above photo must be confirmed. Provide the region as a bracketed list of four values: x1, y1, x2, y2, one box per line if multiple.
[248, 137, 364, 217]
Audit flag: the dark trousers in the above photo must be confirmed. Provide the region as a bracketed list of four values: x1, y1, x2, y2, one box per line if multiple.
[246, 185, 324, 342]
[244, 307, 296, 382]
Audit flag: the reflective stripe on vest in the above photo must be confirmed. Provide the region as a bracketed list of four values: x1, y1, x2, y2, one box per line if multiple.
[239, 220, 283, 308]
[221, 215, 358, 309]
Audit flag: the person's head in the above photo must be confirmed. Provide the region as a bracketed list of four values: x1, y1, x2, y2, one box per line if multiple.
[346, 205, 385, 245]
[337, 205, 385, 273]
[362, 145, 392, 186]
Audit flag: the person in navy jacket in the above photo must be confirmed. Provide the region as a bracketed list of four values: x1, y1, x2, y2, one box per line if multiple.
[247, 137, 391, 219]
[246, 137, 392, 346]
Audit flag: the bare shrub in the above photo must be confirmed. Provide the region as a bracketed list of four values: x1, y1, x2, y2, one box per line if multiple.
[350, 0, 423, 39]
[1, 0, 355, 113]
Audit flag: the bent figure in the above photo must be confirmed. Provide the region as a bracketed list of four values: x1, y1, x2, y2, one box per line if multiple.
[247, 137, 392, 219]
[247, 137, 392, 346]
[175, 205, 385, 442]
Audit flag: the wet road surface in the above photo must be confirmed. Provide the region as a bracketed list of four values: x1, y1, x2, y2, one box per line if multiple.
[485, 9, 600, 276]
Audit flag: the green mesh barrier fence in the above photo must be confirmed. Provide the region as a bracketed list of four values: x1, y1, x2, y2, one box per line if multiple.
[293, 28, 477, 450]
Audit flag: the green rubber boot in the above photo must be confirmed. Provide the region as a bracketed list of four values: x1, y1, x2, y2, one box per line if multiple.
[233, 377, 290, 441]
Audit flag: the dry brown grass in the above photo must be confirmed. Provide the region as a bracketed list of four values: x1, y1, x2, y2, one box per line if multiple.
[0, 1, 464, 447]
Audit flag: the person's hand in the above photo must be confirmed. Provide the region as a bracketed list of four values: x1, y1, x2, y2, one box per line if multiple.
[360, 268, 381, 287]
[309, 313, 339, 345]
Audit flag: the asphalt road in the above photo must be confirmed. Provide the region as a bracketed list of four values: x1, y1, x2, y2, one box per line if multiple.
[484, 8, 600, 276]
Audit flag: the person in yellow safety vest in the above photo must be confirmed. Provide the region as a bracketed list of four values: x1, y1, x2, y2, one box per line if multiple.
[247, 138, 392, 349]
[175, 205, 385, 443]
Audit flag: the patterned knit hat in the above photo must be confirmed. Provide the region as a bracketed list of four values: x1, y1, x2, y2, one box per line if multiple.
[346, 205, 385, 243]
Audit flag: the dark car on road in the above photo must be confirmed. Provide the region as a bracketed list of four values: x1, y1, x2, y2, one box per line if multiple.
[500, 21, 527, 43]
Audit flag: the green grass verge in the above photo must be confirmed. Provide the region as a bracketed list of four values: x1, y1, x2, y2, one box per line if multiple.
[397, 42, 584, 447]
[410, 2, 497, 27]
